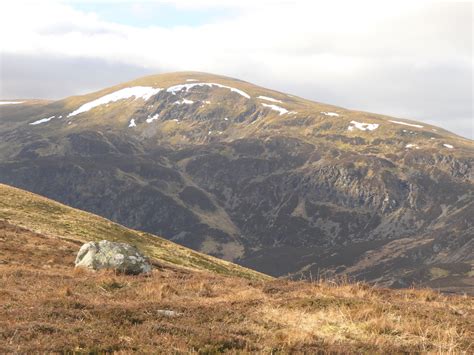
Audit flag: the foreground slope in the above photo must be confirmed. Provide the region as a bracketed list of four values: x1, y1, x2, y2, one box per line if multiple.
[1, 204, 472, 352]
[0, 71, 473, 291]
[0, 183, 267, 280]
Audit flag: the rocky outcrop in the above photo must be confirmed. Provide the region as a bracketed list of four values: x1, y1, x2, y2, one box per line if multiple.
[75, 240, 151, 275]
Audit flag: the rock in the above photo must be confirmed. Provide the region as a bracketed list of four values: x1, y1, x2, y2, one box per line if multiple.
[75, 240, 151, 275]
[156, 309, 181, 317]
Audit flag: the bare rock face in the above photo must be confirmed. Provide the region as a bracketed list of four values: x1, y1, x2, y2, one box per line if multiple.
[75, 240, 151, 275]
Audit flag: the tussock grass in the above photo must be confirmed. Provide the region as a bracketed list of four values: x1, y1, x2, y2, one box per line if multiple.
[1, 221, 472, 353]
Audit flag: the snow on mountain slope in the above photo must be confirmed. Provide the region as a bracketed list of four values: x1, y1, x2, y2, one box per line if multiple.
[68, 86, 162, 117]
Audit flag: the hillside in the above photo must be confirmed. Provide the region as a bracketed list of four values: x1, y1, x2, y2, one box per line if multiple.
[0, 185, 472, 352]
[0, 183, 267, 280]
[0, 71, 473, 292]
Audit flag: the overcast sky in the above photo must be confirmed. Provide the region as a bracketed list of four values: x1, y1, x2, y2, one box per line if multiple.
[0, 0, 472, 138]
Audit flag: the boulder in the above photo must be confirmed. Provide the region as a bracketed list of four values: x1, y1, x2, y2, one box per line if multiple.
[75, 240, 151, 275]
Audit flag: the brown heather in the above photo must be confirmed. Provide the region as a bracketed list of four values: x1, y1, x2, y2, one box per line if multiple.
[1, 221, 473, 353]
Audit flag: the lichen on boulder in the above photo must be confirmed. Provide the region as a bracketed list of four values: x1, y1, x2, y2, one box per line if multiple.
[75, 240, 151, 275]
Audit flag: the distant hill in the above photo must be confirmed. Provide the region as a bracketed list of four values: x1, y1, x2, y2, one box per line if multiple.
[0, 71, 472, 292]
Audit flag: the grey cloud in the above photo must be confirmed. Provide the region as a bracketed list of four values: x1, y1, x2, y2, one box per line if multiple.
[0, 54, 154, 100]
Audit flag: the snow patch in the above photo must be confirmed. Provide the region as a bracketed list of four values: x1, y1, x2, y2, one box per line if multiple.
[128, 119, 136, 128]
[167, 82, 250, 99]
[174, 99, 194, 105]
[443, 143, 454, 149]
[29, 116, 54, 125]
[186, 79, 198, 82]
[257, 95, 282, 103]
[405, 144, 420, 149]
[321, 111, 340, 117]
[68, 86, 162, 117]
[261, 103, 289, 115]
[389, 120, 423, 128]
[0, 101, 24, 105]
[348, 120, 379, 131]
[146, 114, 159, 123]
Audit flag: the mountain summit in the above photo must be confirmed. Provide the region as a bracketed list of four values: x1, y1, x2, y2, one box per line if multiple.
[0, 71, 472, 293]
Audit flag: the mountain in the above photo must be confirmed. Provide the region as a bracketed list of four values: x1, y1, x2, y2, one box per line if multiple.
[1, 183, 472, 353]
[0, 71, 473, 292]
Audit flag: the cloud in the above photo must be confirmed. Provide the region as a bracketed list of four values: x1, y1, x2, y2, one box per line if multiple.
[0, 1, 472, 138]
[0, 53, 154, 99]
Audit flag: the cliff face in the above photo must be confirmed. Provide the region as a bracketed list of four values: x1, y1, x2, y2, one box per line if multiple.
[1, 71, 472, 292]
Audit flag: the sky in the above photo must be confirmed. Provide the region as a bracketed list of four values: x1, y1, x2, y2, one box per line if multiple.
[0, 0, 472, 138]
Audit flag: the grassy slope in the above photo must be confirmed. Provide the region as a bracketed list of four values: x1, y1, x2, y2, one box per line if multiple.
[1, 220, 472, 353]
[0, 183, 268, 280]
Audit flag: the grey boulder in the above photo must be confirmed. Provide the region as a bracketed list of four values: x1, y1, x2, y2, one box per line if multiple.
[75, 240, 152, 275]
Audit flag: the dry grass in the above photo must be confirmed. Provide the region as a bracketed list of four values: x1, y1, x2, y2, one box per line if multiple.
[1, 221, 473, 353]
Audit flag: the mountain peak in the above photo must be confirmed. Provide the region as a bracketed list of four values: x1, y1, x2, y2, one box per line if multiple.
[3, 71, 470, 152]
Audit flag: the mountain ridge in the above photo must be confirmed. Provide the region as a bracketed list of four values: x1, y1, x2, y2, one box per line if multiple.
[3, 71, 468, 138]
